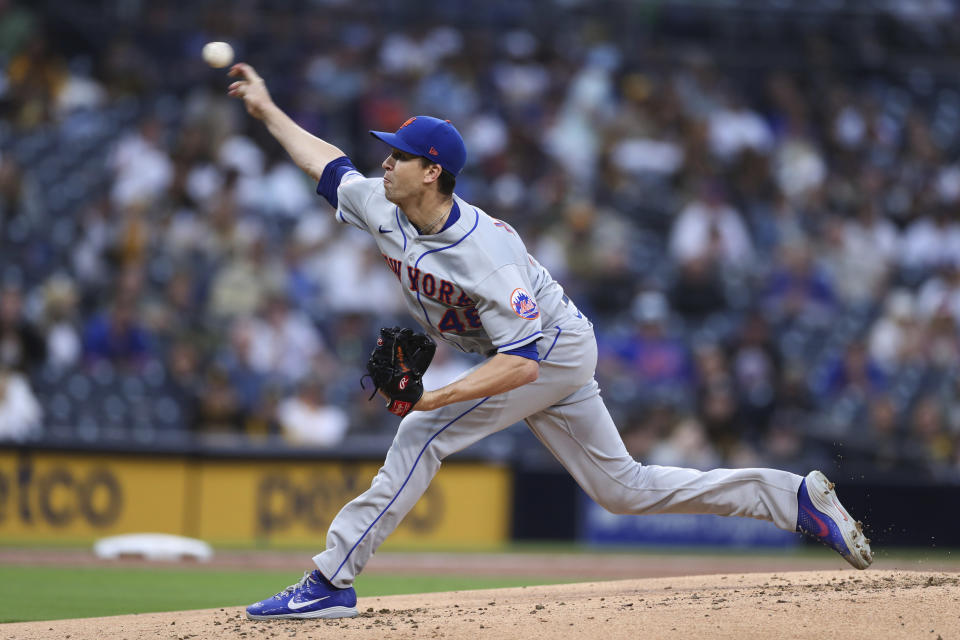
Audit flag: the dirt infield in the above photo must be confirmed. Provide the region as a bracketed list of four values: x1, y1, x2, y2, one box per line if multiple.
[5, 570, 960, 640]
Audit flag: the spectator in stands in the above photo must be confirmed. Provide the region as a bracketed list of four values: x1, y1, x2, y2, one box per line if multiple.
[4, 33, 66, 127]
[692, 343, 744, 455]
[0, 0, 37, 61]
[536, 200, 636, 316]
[277, 375, 349, 447]
[849, 200, 899, 269]
[647, 416, 721, 470]
[668, 256, 727, 322]
[39, 275, 80, 372]
[194, 364, 244, 435]
[218, 318, 267, 415]
[0, 367, 41, 441]
[143, 269, 202, 348]
[707, 90, 774, 162]
[618, 402, 678, 461]
[775, 364, 815, 418]
[207, 228, 285, 322]
[730, 311, 780, 431]
[900, 206, 960, 275]
[543, 45, 617, 189]
[605, 75, 685, 179]
[322, 311, 377, 374]
[748, 190, 809, 259]
[0, 154, 39, 224]
[244, 383, 283, 438]
[309, 227, 407, 316]
[108, 116, 173, 209]
[766, 74, 826, 201]
[0, 280, 45, 374]
[916, 263, 960, 327]
[82, 300, 151, 367]
[165, 338, 201, 431]
[868, 289, 924, 372]
[601, 292, 694, 394]
[761, 240, 835, 325]
[669, 181, 755, 270]
[247, 293, 326, 385]
[71, 197, 117, 290]
[421, 343, 472, 391]
[819, 213, 891, 305]
[4, 0, 960, 477]
[281, 239, 323, 319]
[812, 341, 888, 400]
[762, 405, 806, 467]
[906, 394, 953, 469]
[863, 395, 903, 471]
[101, 33, 153, 97]
[939, 374, 960, 436]
[920, 307, 960, 371]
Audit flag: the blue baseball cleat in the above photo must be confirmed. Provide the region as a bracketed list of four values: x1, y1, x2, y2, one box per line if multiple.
[796, 470, 873, 570]
[246, 570, 358, 620]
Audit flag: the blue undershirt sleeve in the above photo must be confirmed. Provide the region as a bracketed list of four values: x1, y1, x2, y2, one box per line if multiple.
[503, 339, 540, 362]
[316, 156, 360, 209]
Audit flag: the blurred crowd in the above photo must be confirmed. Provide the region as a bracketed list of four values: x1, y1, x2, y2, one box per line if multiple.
[1, 0, 960, 478]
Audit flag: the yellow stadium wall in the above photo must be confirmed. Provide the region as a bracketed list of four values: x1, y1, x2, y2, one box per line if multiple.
[0, 450, 511, 548]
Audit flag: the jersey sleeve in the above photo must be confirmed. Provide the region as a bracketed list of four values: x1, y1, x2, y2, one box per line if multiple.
[316, 156, 362, 208]
[472, 264, 544, 352]
[503, 340, 540, 361]
[315, 156, 374, 232]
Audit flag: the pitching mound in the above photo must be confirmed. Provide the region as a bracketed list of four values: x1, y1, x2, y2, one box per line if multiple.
[5, 570, 958, 639]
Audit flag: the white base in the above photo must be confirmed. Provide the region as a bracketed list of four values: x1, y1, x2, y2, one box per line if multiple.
[93, 533, 212, 562]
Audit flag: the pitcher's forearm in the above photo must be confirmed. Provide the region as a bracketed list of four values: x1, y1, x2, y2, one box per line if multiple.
[416, 354, 539, 411]
[261, 103, 345, 181]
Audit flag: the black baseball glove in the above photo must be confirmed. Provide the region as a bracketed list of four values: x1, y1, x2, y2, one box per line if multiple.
[364, 327, 437, 417]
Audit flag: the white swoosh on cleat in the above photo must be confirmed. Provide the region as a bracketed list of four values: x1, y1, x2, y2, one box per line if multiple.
[288, 595, 330, 610]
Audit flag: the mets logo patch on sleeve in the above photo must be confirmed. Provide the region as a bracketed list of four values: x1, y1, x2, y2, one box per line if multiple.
[510, 288, 539, 320]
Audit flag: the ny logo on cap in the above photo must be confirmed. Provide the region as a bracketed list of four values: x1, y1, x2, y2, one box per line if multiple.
[400, 117, 417, 129]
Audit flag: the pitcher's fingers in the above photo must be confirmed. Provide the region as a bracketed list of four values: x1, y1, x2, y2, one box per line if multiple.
[228, 63, 260, 81]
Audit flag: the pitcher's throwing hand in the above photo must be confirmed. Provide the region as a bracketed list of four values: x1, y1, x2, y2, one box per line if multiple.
[227, 63, 273, 120]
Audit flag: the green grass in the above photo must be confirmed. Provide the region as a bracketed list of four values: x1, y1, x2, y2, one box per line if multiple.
[3, 545, 957, 624]
[0, 566, 566, 623]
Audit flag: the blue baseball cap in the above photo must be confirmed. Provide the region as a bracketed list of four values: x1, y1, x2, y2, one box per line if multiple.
[370, 116, 467, 177]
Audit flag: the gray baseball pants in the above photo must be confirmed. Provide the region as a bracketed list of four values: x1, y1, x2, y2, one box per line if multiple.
[314, 321, 803, 587]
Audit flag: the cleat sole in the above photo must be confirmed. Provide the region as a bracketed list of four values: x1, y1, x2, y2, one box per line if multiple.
[803, 471, 874, 570]
[247, 606, 359, 620]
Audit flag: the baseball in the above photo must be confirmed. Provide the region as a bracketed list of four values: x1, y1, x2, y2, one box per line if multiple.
[202, 41, 234, 68]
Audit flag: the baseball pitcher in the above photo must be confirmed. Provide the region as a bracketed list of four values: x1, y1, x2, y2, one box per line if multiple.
[226, 63, 873, 621]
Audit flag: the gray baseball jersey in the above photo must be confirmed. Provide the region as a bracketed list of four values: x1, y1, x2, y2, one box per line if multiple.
[312, 169, 803, 588]
[335, 176, 583, 355]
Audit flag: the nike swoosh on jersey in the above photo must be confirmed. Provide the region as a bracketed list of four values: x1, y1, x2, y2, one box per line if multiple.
[378, 225, 393, 233]
[287, 595, 330, 610]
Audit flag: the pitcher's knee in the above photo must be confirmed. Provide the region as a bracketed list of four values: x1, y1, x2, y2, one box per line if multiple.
[593, 490, 635, 515]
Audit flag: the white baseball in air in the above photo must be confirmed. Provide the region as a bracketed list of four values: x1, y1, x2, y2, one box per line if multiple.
[202, 41, 234, 68]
